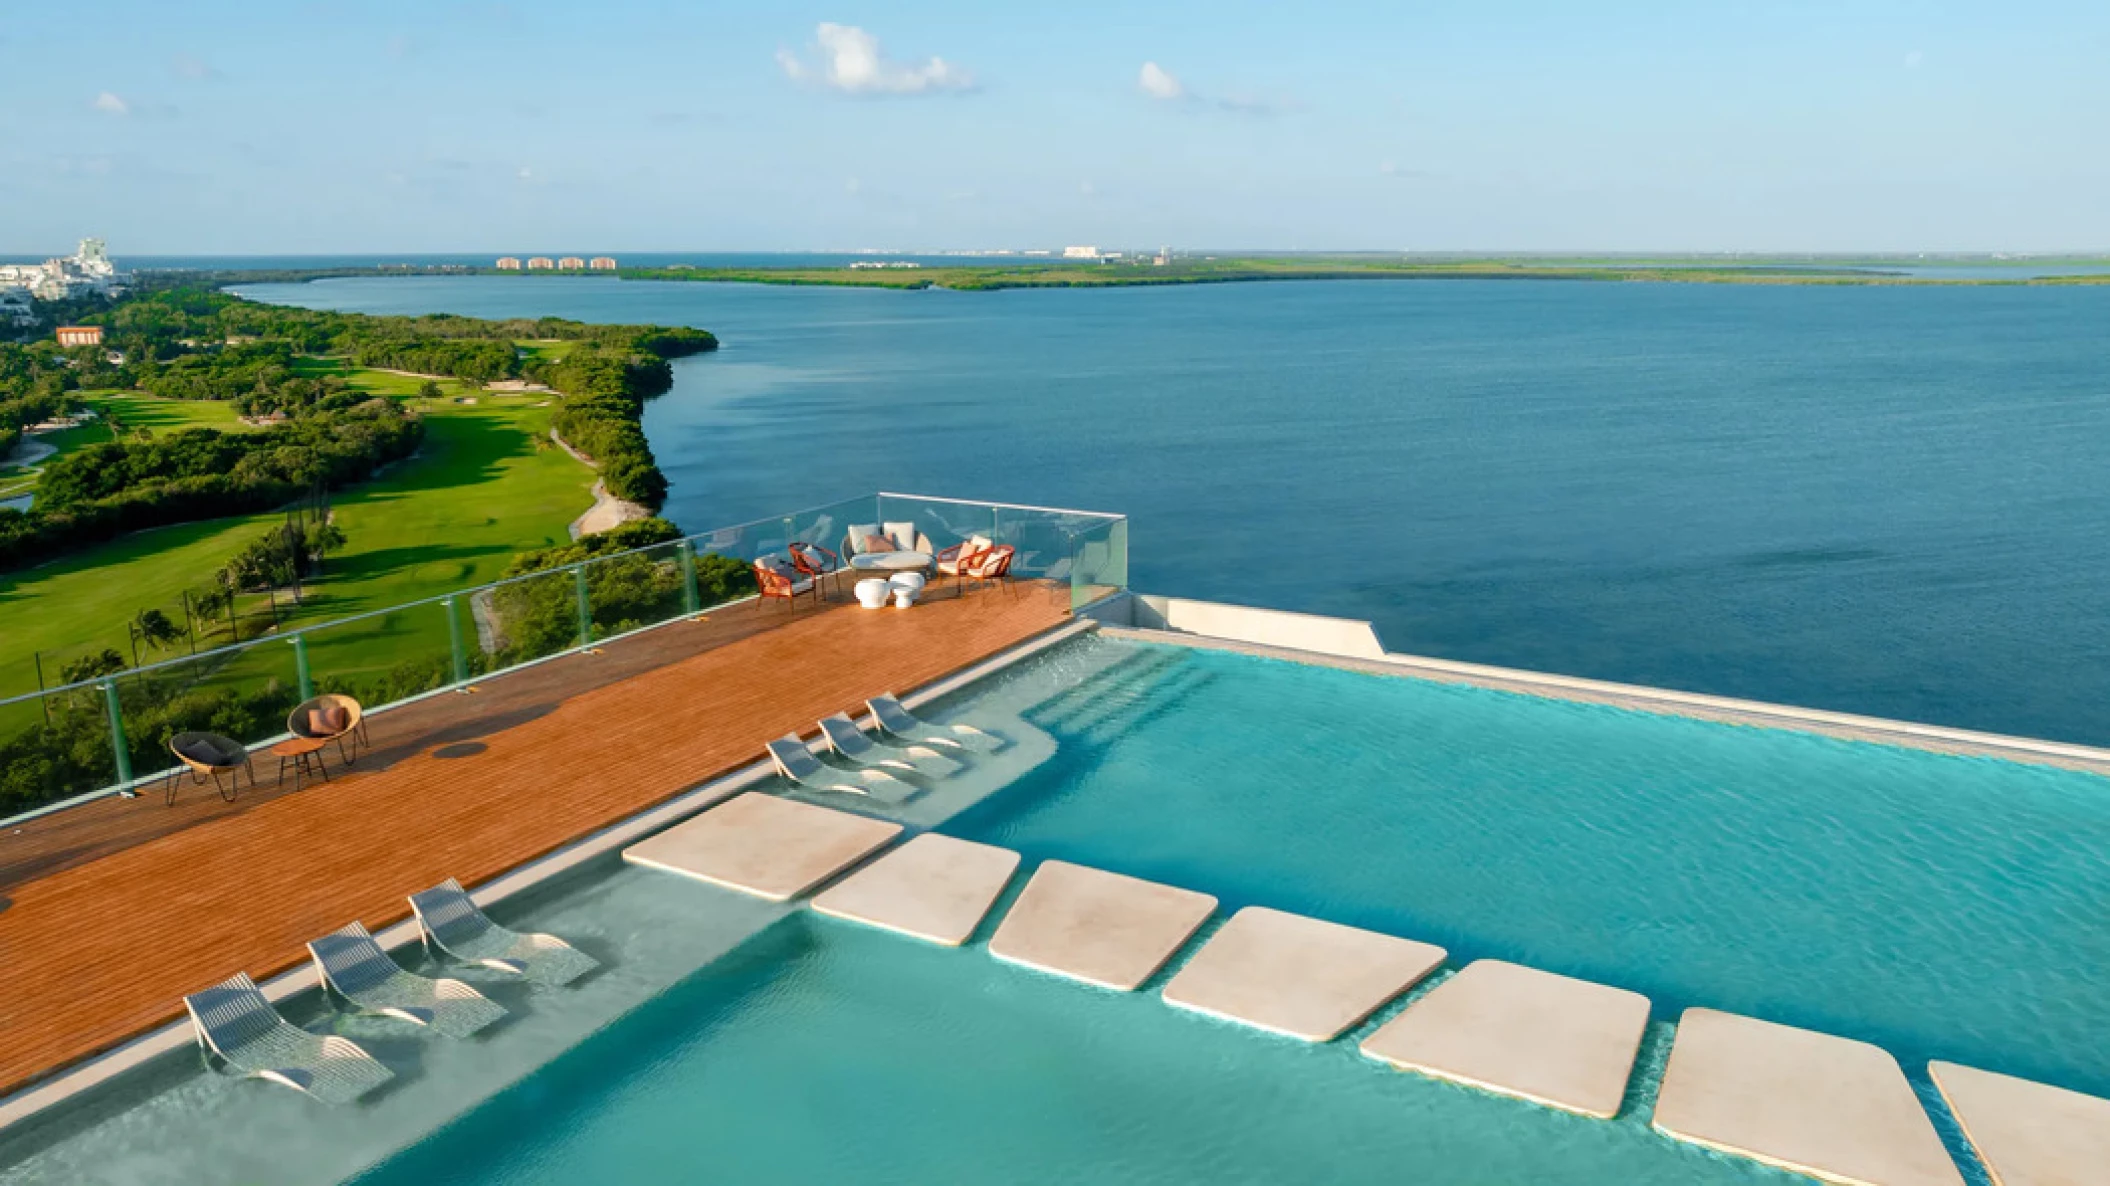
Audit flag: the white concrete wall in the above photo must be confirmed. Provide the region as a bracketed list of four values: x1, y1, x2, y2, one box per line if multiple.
[1092, 593, 1388, 661]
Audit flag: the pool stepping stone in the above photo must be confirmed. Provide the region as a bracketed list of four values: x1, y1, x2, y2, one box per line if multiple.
[1359, 959, 1650, 1119]
[1653, 1008, 1964, 1186]
[812, 833, 1021, 946]
[623, 791, 901, 901]
[988, 860, 1216, 990]
[1929, 1060, 2110, 1186]
[1162, 906, 1446, 1042]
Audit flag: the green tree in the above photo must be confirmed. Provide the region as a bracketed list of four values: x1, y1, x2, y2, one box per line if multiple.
[133, 608, 182, 652]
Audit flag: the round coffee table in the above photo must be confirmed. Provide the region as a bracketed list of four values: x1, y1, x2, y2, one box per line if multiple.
[270, 736, 331, 793]
[848, 550, 933, 575]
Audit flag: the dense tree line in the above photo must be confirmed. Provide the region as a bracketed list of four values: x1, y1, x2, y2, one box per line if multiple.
[0, 399, 420, 570]
[539, 347, 676, 506]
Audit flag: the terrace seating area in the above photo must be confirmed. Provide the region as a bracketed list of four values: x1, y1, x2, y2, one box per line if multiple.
[0, 578, 1070, 1098]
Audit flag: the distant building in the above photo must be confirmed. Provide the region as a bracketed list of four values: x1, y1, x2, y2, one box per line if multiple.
[1062, 245, 1100, 260]
[558, 256, 586, 270]
[589, 256, 618, 270]
[0, 238, 127, 303]
[526, 257, 555, 270]
[495, 257, 522, 270]
[55, 325, 104, 347]
[1154, 246, 1170, 266]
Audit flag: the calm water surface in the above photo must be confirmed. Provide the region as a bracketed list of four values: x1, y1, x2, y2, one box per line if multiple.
[243, 276, 2110, 744]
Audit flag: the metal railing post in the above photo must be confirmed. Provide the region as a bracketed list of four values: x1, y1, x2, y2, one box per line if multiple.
[574, 564, 593, 646]
[290, 634, 314, 701]
[101, 679, 133, 786]
[444, 596, 468, 684]
[679, 541, 700, 614]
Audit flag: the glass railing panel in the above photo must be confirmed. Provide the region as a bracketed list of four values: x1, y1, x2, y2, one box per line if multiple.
[785, 494, 883, 567]
[586, 542, 690, 638]
[1068, 517, 1130, 611]
[117, 636, 305, 782]
[0, 685, 114, 813]
[482, 569, 588, 668]
[303, 599, 463, 708]
[873, 494, 1002, 555]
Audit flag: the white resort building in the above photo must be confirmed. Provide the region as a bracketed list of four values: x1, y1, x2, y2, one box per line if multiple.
[0, 239, 128, 321]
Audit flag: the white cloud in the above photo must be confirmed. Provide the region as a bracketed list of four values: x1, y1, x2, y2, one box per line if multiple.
[1135, 61, 1283, 116]
[1904, 49, 1924, 68]
[778, 23, 975, 95]
[845, 176, 863, 195]
[91, 91, 130, 116]
[517, 166, 533, 180]
[1138, 61, 1184, 101]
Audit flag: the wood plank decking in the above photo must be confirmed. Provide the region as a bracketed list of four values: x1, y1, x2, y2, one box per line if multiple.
[0, 583, 1068, 1098]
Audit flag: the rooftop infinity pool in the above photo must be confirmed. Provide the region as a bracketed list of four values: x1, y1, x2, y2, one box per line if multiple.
[6, 633, 2104, 1183]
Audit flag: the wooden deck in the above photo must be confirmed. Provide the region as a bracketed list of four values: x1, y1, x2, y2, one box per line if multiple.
[0, 583, 1069, 1097]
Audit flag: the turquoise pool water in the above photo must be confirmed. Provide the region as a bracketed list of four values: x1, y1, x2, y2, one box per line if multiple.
[353, 916, 1800, 1186]
[948, 638, 2110, 1101]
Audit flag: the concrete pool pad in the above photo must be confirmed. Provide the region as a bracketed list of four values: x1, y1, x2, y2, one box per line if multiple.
[1652, 1009, 1963, 1186]
[1358, 960, 1650, 1119]
[622, 792, 902, 901]
[810, 833, 1021, 945]
[987, 860, 1217, 990]
[1161, 906, 1445, 1041]
[1929, 1060, 2110, 1186]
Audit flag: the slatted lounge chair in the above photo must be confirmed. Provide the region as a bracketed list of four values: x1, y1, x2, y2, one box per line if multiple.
[409, 878, 599, 987]
[869, 694, 1005, 753]
[767, 735, 914, 802]
[308, 922, 507, 1039]
[820, 713, 961, 777]
[183, 972, 393, 1104]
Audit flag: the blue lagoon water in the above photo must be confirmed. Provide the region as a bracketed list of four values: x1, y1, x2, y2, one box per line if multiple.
[242, 275, 2110, 746]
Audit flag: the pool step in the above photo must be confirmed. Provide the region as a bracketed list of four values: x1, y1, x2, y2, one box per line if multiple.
[1027, 648, 1189, 731]
[1067, 667, 1217, 744]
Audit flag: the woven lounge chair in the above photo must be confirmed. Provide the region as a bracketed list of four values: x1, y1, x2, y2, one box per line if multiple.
[308, 922, 506, 1039]
[766, 735, 913, 802]
[869, 694, 1005, 753]
[165, 731, 254, 806]
[819, 713, 961, 777]
[788, 542, 845, 598]
[183, 972, 393, 1104]
[409, 878, 599, 987]
[288, 693, 370, 765]
[753, 555, 816, 611]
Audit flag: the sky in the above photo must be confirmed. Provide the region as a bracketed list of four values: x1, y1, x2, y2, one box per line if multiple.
[2, 0, 2107, 254]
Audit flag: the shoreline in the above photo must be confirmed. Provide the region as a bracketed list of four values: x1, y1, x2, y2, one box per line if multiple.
[204, 259, 2110, 292]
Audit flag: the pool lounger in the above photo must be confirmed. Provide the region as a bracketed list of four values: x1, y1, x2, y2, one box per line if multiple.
[767, 735, 915, 802]
[820, 713, 962, 778]
[869, 694, 1004, 754]
[308, 921, 507, 1039]
[410, 878, 600, 987]
[183, 972, 394, 1104]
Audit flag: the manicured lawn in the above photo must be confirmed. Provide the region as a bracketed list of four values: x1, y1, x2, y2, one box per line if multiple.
[0, 393, 593, 702]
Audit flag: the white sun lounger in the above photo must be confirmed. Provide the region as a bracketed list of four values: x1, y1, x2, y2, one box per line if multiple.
[869, 694, 1004, 753]
[308, 922, 507, 1039]
[819, 713, 961, 777]
[409, 878, 599, 987]
[183, 972, 393, 1104]
[767, 736, 914, 802]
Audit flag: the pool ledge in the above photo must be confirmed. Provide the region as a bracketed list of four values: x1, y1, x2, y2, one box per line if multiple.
[1089, 592, 2110, 775]
[0, 617, 1097, 1139]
